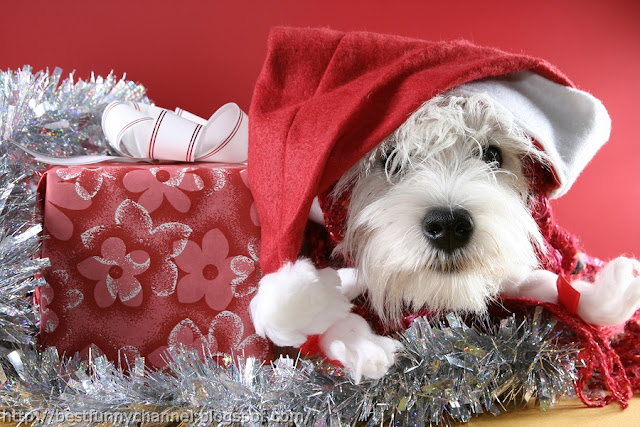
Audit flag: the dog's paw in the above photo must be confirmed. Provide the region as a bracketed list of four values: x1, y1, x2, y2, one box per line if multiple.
[249, 259, 352, 347]
[575, 257, 640, 326]
[319, 312, 401, 384]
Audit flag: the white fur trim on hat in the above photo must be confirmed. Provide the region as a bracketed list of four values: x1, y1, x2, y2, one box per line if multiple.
[249, 259, 352, 347]
[452, 71, 611, 198]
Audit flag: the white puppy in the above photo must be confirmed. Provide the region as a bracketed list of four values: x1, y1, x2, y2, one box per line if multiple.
[250, 92, 640, 383]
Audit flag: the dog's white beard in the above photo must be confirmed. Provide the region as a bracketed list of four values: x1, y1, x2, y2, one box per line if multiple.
[339, 162, 544, 325]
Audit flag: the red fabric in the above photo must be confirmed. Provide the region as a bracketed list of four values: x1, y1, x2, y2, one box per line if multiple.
[299, 334, 343, 367]
[248, 26, 574, 274]
[525, 161, 604, 281]
[557, 274, 580, 314]
[36, 163, 271, 368]
[612, 312, 640, 394]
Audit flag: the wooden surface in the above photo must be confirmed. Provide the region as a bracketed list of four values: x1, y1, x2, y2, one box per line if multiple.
[0, 397, 638, 426]
[465, 396, 640, 426]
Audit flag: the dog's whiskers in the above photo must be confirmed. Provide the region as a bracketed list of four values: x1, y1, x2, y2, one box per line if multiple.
[427, 250, 474, 274]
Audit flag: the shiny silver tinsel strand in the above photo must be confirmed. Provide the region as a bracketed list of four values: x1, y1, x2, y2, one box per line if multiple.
[3, 66, 148, 158]
[0, 66, 148, 421]
[0, 67, 577, 426]
[0, 309, 576, 426]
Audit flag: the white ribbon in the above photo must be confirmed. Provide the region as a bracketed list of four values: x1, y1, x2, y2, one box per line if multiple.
[19, 101, 248, 165]
[103, 101, 248, 162]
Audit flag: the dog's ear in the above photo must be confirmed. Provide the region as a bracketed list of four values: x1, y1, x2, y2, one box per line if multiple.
[451, 71, 611, 199]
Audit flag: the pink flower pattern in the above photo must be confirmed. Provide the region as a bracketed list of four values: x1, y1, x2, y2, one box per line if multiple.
[45, 167, 115, 241]
[46, 269, 84, 312]
[40, 164, 267, 367]
[44, 182, 91, 242]
[147, 311, 270, 368]
[123, 167, 204, 213]
[240, 169, 260, 226]
[78, 237, 150, 307]
[81, 199, 192, 298]
[64, 289, 84, 311]
[175, 229, 255, 310]
[38, 282, 59, 333]
[57, 167, 115, 200]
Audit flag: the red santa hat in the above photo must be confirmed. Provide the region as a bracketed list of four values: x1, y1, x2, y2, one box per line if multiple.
[248, 26, 610, 275]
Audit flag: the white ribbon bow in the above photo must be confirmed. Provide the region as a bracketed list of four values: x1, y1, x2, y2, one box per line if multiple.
[18, 101, 248, 165]
[102, 101, 248, 163]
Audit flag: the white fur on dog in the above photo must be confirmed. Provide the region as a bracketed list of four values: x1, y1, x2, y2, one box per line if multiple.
[251, 91, 640, 383]
[335, 93, 546, 324]
[319, 312, 401, 384]
[249, 259, 352, 347]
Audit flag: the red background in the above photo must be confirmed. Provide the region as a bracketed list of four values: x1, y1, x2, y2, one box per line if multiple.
[2, 0, 638, 260]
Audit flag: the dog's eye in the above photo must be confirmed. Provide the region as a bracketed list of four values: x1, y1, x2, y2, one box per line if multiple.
[481, 146, 502, 168]
[380, 150, 402, 176]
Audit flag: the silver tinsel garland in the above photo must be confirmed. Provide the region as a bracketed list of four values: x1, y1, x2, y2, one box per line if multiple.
[0, 66, 578, 426]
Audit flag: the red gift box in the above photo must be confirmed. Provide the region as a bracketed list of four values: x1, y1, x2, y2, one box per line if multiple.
[36, 163, 271, 368]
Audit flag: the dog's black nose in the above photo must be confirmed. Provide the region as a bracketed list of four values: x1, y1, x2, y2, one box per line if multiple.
[423, 208, 474, 253]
